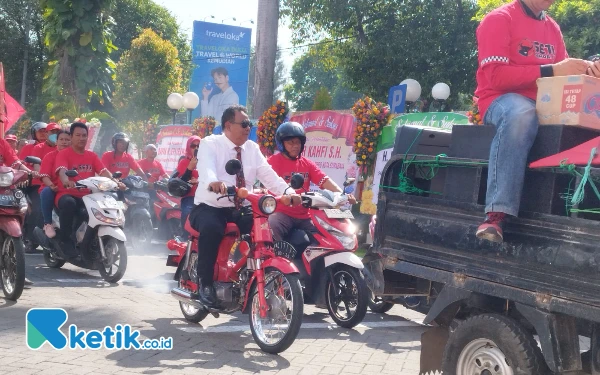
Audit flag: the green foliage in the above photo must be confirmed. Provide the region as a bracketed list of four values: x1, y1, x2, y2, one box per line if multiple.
[285, 44, 362, 111]
[110, 0, 192, 86]
[282, 0, 478, 107]
[475, 0, 600, 58]
[312, 87, 333, 110]
[41, 0, 117, 108]
[113, 28, 183, 148]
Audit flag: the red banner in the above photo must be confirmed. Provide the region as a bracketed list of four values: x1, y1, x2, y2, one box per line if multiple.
[290, 111, 356, 146]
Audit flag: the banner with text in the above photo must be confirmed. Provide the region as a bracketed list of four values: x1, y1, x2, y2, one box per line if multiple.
[290, 111, 358, 191]
[189, 21, 252, 122]
[155, 125, 194, 174]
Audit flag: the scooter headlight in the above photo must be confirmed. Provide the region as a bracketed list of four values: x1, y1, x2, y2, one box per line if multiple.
[259, 195, 277, 215]
[315, 216, 356, 250]
[0, 172, 14, 187]
[91, 207, 125, 226]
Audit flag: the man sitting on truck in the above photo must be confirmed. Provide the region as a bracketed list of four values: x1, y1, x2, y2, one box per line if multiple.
[475, 0, 600, 243]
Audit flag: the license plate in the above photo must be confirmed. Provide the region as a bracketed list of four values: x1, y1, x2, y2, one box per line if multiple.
[323, 209, 354, 219]
[0, 194, 15, 206]
[98, 199, 124, 210]
[130, 191, 149, 199]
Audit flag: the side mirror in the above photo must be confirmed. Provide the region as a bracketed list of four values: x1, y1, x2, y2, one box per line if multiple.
[343, 178, 356, 187]
[24, 156, 42, 165]
[290, 173, 305, 190]
[112, 171, 122, 179]
[65, 169, 79, 178]
[225, 159, 242, 176]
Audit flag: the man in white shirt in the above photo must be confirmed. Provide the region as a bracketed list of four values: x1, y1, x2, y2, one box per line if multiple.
[191, 104, 300, 306]
[201, 67, 240, 122]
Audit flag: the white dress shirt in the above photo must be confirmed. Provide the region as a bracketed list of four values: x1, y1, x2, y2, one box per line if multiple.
[200, 86, 240, 121]
[194, 134, 290, 208]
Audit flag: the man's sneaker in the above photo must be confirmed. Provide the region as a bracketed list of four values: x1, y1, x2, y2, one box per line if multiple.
[44, 224, 56, 239]
[476, 212, 506, 243]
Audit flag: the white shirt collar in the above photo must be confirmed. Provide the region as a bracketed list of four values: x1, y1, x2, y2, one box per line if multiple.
[221, 133, 247, 151]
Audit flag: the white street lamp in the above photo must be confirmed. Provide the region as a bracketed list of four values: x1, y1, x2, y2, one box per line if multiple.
[432, 83, 451, 100]
[167, 93, 183, 125]
[183, 92, 200, 124]
[400, 78, 422, 112]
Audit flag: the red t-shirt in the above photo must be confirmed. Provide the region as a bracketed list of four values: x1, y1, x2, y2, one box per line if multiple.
[38, 149, 60, 193]
[138, 158, 167, 183]
[176, 158, 199, 198]
[32, 142, 57, 159]
[101, 152, 140, 178]
[54, 148, 107, 204]
[18, 142, 41, 185]
[268, 153, 328, 219]
[474, 0, 567, 118]
[0, 138, 19, 168]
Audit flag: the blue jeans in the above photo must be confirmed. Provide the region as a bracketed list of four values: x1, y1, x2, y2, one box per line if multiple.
[484, 93, 539, 217]
[40, 187, 56, 225]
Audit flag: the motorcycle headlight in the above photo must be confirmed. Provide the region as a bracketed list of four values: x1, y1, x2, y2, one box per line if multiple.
[258, 195, 277, 215]
[332, 233, 356, 250]
[0, 172, 14, 187]
[91, 207, 125, 226]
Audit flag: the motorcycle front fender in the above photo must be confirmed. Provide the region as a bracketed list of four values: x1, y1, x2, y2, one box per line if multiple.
[98, 226, 127, 242]
[0, 217, 23, 238]
[324, 252, 364, 269]
[241, 257, 300, 313]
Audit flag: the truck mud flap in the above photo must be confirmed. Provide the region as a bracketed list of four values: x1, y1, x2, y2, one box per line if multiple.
[362, 251, 385, 294]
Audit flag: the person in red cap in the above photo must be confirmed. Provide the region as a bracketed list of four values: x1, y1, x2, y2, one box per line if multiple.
[31, 122, 62, 161]
[5, 134, 18, 152]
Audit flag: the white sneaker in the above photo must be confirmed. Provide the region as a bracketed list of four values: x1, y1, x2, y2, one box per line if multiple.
[44, 224, 56, 239]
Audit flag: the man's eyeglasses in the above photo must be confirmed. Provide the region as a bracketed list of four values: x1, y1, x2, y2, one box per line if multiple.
[231, 120, 253, 129]
[190, 143, 200, 149]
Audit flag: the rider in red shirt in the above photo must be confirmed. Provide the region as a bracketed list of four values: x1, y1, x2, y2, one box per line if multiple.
[267, 122, 355, 242]
[137, 144, 169, 183]
[101, 133, 147, 180]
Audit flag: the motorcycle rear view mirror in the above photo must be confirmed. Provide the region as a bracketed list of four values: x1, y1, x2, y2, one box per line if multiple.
[24, 156, 42, 165]
[112, 171, 122, 179]
[290, 173, 305, 190]
[225, 159, 242, 175]
[65, 169, 79, 178]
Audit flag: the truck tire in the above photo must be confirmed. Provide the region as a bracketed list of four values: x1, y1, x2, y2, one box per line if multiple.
[442, 314, 548, 375]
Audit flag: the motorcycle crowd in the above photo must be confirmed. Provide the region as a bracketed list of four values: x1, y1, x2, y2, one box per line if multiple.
[1, 111, 374, 354]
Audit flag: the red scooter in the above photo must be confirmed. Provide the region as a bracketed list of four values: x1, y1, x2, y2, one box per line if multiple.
[153, 179, 183, 240]
[282, 180, 368, 328]
[0, 156, 38, 300]
[169, 160, 304, 354]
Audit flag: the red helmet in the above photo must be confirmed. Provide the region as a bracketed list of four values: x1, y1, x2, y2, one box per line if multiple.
[5, 134, 17, 142]
[46, 122, 61, 132]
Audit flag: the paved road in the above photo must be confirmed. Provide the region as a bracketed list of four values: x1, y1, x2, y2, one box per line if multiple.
[0, 242, 428, 375]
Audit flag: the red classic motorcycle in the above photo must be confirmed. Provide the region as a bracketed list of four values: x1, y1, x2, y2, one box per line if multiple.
[169, 160, 304, 354]
[0, 156, 38, 300]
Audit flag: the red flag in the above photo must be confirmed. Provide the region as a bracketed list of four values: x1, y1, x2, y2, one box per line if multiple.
[3, 92, 26, 131]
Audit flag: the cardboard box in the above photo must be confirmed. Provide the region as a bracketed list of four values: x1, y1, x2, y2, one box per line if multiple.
[536, 75, 600, 130]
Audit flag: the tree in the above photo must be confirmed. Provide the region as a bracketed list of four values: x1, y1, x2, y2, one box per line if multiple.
[285, 44, 362, 111]
[110, 0, 192, 85]
[41, 0, 118, 110]
[282, 0, 480, 107]
[113, 28, 183, 147]
[0, 0, 46, 117]
[247, 47, 286, 115]
[253, 0, 280, 118]
[476, 0, 600, 59]
[312, 87, 333, 110]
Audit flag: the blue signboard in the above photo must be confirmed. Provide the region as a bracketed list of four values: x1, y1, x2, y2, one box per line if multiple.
[189, 21, 252, 121]
[388, 84, 407, 114]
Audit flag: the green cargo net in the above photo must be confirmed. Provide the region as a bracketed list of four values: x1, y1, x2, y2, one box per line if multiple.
[558, 147, 600, 215]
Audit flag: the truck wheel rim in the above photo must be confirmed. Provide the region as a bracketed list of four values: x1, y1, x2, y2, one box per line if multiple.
[251, 271, 294, 345]
[456, 338, 514, 375]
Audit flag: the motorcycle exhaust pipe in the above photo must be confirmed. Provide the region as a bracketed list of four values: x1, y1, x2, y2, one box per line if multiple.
[170, 287, 205, 310]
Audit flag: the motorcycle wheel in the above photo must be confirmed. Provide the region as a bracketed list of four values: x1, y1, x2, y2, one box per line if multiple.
[43, 248, 65, 269]
[135, 218, 153, 244]
[249, 269, 303, 354]
[97, 238, 127, 283]
[0, 236, 26, 300]
[168, 218, 182, 239]
[368, 292, 395, 314]
[178, 255, 209, 323]
[325, 265, 368, 328]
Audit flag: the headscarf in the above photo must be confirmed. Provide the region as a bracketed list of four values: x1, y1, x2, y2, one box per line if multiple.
[185, 136, 201, 159]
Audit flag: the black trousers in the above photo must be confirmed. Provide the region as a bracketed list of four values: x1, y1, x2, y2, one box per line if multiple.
[58, 195, 84, 242]
[189, 203, 252, 286]
[24, 185, 42, 245]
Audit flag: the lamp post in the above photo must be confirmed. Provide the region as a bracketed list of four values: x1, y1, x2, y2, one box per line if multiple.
[203, 15, 215, 21]
[167, 93, 183, 125]
[240, 19, 255, 25]
[400, 78, 422, 113]
[182, 92, 200, 125]
[430, 83, 451, 112]
[221, 17, 237, 24]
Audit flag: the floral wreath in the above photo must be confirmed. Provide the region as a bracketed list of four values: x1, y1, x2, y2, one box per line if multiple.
[257, 100, 288, 157]
[192, 116, 217, 138]
[352, 96, 391, 170]
[467, 97, 482, 125]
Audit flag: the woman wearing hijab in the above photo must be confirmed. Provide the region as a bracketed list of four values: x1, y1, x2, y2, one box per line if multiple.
[176, 136, 200, 238]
